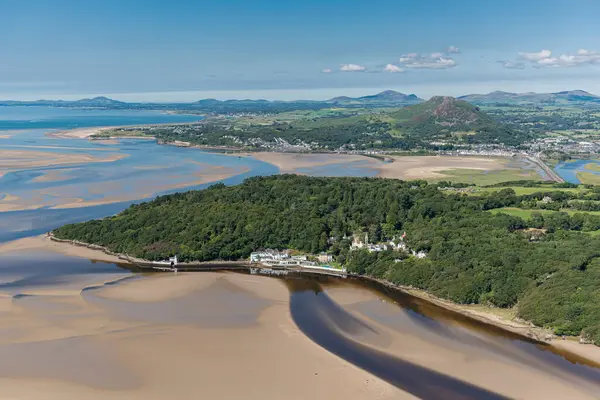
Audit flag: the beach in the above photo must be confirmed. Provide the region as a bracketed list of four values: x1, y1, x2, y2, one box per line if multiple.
[51, 126, 120, 139]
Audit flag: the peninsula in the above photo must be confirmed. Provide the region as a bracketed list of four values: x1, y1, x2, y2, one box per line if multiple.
[52, 174, 600, 348]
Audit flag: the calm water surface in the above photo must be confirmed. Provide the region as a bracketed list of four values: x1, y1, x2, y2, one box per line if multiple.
[554, 159, 600, 183]
[0, 107, 378, 241]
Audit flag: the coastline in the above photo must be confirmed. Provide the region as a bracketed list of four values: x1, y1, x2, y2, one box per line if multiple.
[9, 232, 600, 364]
[46, 123, 523, 182]
[359, 275, 600, 364]
[50, 119, 204, 139]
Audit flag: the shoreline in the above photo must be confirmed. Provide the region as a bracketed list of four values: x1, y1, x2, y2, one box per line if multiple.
[357, 275, 600, 364]
[50, 119, 204, 139]
[9, 232, 600, 364]
[46, 123, 531, 182]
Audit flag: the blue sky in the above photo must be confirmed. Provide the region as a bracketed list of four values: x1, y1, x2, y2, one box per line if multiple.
[1, 0, 600, 101]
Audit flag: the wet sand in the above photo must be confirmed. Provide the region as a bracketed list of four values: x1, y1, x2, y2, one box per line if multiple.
[248, 152, 509, 180]
[0, 244, 600, 399]
[49, 166, 248, 209]
[553, 340, 600, 365]
[0, 149, 127, 170]
[0, 164, 248, 211]
[248, 152, 380, 174]
[0, 235, 125, 264]
[324, 284, 600, 399]
[31, 168, 76, 183]
[0, 271, 403, 399]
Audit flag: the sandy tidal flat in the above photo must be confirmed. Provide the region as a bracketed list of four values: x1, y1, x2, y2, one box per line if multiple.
[248, 152, 380, 174]
[249, 152, 510, 180]
[0, 235, 124, 264]
[0, 149, 126, 171]
[0, 270, 403, 400]
[1, 238, 600, 399]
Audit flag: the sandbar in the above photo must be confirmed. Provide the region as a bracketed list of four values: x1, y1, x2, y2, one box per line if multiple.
[0, 235, 124, 264]
[49, 165, 248, 209]
[52, 127, 156, 140]
[51, 127, 117, 139]
[0, 149, 127, 170]
[32, 168, 76, 183]
[248, 152, 380, 173]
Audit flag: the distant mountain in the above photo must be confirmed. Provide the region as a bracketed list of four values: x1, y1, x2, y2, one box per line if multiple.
[459, 90, 600, 106]
[0, 96, 126, 108]
[71, 96, 126, 106]
[388, 96, 522, 145]
[328, 90, 423, 106]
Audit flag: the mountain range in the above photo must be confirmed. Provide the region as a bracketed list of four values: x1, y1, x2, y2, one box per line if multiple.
[1, 89, 599, 111]
[458, 90, 600, 106]
[327, 90, 422, 105]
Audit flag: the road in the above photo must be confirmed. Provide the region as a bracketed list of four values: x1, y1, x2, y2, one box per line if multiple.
[528, 155, 565, 183]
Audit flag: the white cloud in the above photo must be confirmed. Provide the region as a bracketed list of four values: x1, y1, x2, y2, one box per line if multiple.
[399, 53, 457, 69]
[498, 61, 526, 70]
[321, 68, 332, 73]
[446, 46, 461, 54]
[518, 50, 552, 62]
[517, 49, 600, 68]
[340, 64, 366, 72]
[384, 64, 404, 73]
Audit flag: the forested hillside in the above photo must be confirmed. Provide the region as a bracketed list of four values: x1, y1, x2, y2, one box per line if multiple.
[53, 175, 600, 343]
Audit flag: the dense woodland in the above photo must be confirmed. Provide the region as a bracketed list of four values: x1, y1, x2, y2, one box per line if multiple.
[54, 175, 600, 344]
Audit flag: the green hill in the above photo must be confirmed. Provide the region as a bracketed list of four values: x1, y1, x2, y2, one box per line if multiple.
[387, 96, 522, 145]
[52, 175, 600, 345]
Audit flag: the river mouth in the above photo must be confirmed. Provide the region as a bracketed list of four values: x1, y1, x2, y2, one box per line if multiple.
[286, 278, 509, 399]
[284, 274, 600, 399]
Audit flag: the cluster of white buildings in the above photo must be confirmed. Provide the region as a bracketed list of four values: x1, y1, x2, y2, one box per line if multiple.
[350, 232, 427, 258]
[250, 250, 318, 267]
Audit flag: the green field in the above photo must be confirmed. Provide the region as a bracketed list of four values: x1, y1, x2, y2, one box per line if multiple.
[489, 207, 600, 219]
[577, 171, 600, 185]
[584, 163, 600, 172]
[435, 168, 542, 186]
[473, 186, 586, 195]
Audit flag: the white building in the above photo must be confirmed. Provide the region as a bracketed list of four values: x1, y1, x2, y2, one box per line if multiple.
[250, 250, 289, 263]
[412, 250, 428, 259]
